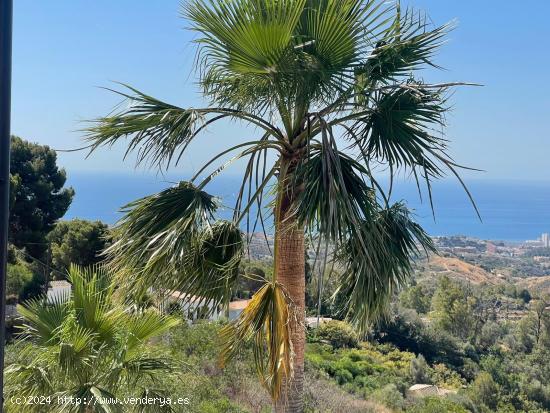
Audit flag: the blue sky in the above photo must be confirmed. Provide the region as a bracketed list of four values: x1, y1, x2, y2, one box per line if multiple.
[10, 0, 550, 181]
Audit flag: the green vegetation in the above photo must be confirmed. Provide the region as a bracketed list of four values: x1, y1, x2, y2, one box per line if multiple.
[310, 320, 359, 349]
[306, 342, 416, 394]
[4, 136, 110, 302]
[3, 135, 548, 411]
[6, 260, 33, 299]
[47, 219, 110, 276]
[9, 136, 74, 258]
[4, 266, 550, 412]
[6, 246, 45, 300]
[5, 265, 179, 413]
[298, 258, 550, 412]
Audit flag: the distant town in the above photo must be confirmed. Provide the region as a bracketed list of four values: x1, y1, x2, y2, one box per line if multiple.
[247, 231, 550, 263]
[245, 232, 550, 294]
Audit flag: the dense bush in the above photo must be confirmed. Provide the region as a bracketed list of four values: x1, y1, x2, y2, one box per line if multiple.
[469, 371, 499, 410]
[5, 247, 46, 301]
[371, 383, 405, 411]
[374, 306, 466, 367]
[6, 261, 33, 298]
[314, 320, 359, 349]
[306, 342, 413, 396]
[400, 284, 432, 314]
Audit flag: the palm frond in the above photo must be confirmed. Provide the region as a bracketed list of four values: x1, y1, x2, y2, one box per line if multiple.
[185, 0, 305, 112]
[294, 138, 376, 244]
[88, 386, 123, 413]
[354, 84, 448, 174]
[85, 84, 207, 169]
[335, 202, 435, 333]
[85, 83, 284, 169]
[57, 325, 97, 375]
[220, 281, 294, 400]
[17, 296, 70, 344]
[186, 0, 391, 117]
[186, 0, 305, 74]
[69, 264, 122, 344]
[167, 220, 244, 313]
[121, 356, 173, 377]
[4, 363, 55, 400]
[106, 178, 245, 313]
[106, 181, 217, 277]
[125, 310, 180, 351]
[293, 0, 388, 106]
[356, 7, 452, 88]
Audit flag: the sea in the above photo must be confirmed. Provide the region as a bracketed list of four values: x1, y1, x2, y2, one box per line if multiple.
[64, 171, 550, 243]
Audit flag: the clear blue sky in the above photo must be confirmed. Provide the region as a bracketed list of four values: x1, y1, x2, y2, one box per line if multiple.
[10, 1, 550, 181]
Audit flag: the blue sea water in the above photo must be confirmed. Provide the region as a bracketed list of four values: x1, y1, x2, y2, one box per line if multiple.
[64, 171, 550, 242]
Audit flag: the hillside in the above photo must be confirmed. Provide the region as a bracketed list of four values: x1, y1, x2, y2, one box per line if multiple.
[418, 255, 504, 285]
[515, 275, 550, 294]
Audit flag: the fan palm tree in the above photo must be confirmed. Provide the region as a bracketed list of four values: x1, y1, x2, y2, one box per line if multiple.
[4, 265, 179, 412]
[84, 1, 477, 411]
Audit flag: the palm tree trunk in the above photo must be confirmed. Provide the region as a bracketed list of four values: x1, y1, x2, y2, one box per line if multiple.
[274, 165, 305, 413]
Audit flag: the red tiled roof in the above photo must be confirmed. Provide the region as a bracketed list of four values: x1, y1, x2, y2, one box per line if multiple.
[228, 300, 250, 311]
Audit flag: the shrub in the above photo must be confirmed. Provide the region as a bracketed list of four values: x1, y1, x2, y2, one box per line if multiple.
[400, 284, 432, 314]
[371, 383, 405, 411]
[6, 262, 33, 298]
[410, 354, 431, 384]
[315, 320, 359, 349]
[522, 380, 550, 410]
[431, 363, 464, 389]
[306, 341, 414, 398]
[446, 393, 478, 413]
[479, 321, 503, 349]
[469, 372, 499, 410]
[460, 358, 480, 382]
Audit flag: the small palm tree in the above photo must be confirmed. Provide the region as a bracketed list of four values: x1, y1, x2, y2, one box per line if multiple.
[4, 265, 179, 413]
[84, 1, 476, 411]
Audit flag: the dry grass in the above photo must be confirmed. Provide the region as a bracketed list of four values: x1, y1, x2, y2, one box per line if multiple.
[424, 256, 502, 285]
[225, 370, 391, 413]
[515, 275, 550, 294]
[303, 372, 392, 413]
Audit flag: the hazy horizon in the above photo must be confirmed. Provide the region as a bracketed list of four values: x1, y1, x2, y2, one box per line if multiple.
[61, 171, 550, 242]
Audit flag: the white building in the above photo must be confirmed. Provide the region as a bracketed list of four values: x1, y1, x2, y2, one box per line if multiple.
[47, 280, 72, 303]
[542, 233, 550, 248]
